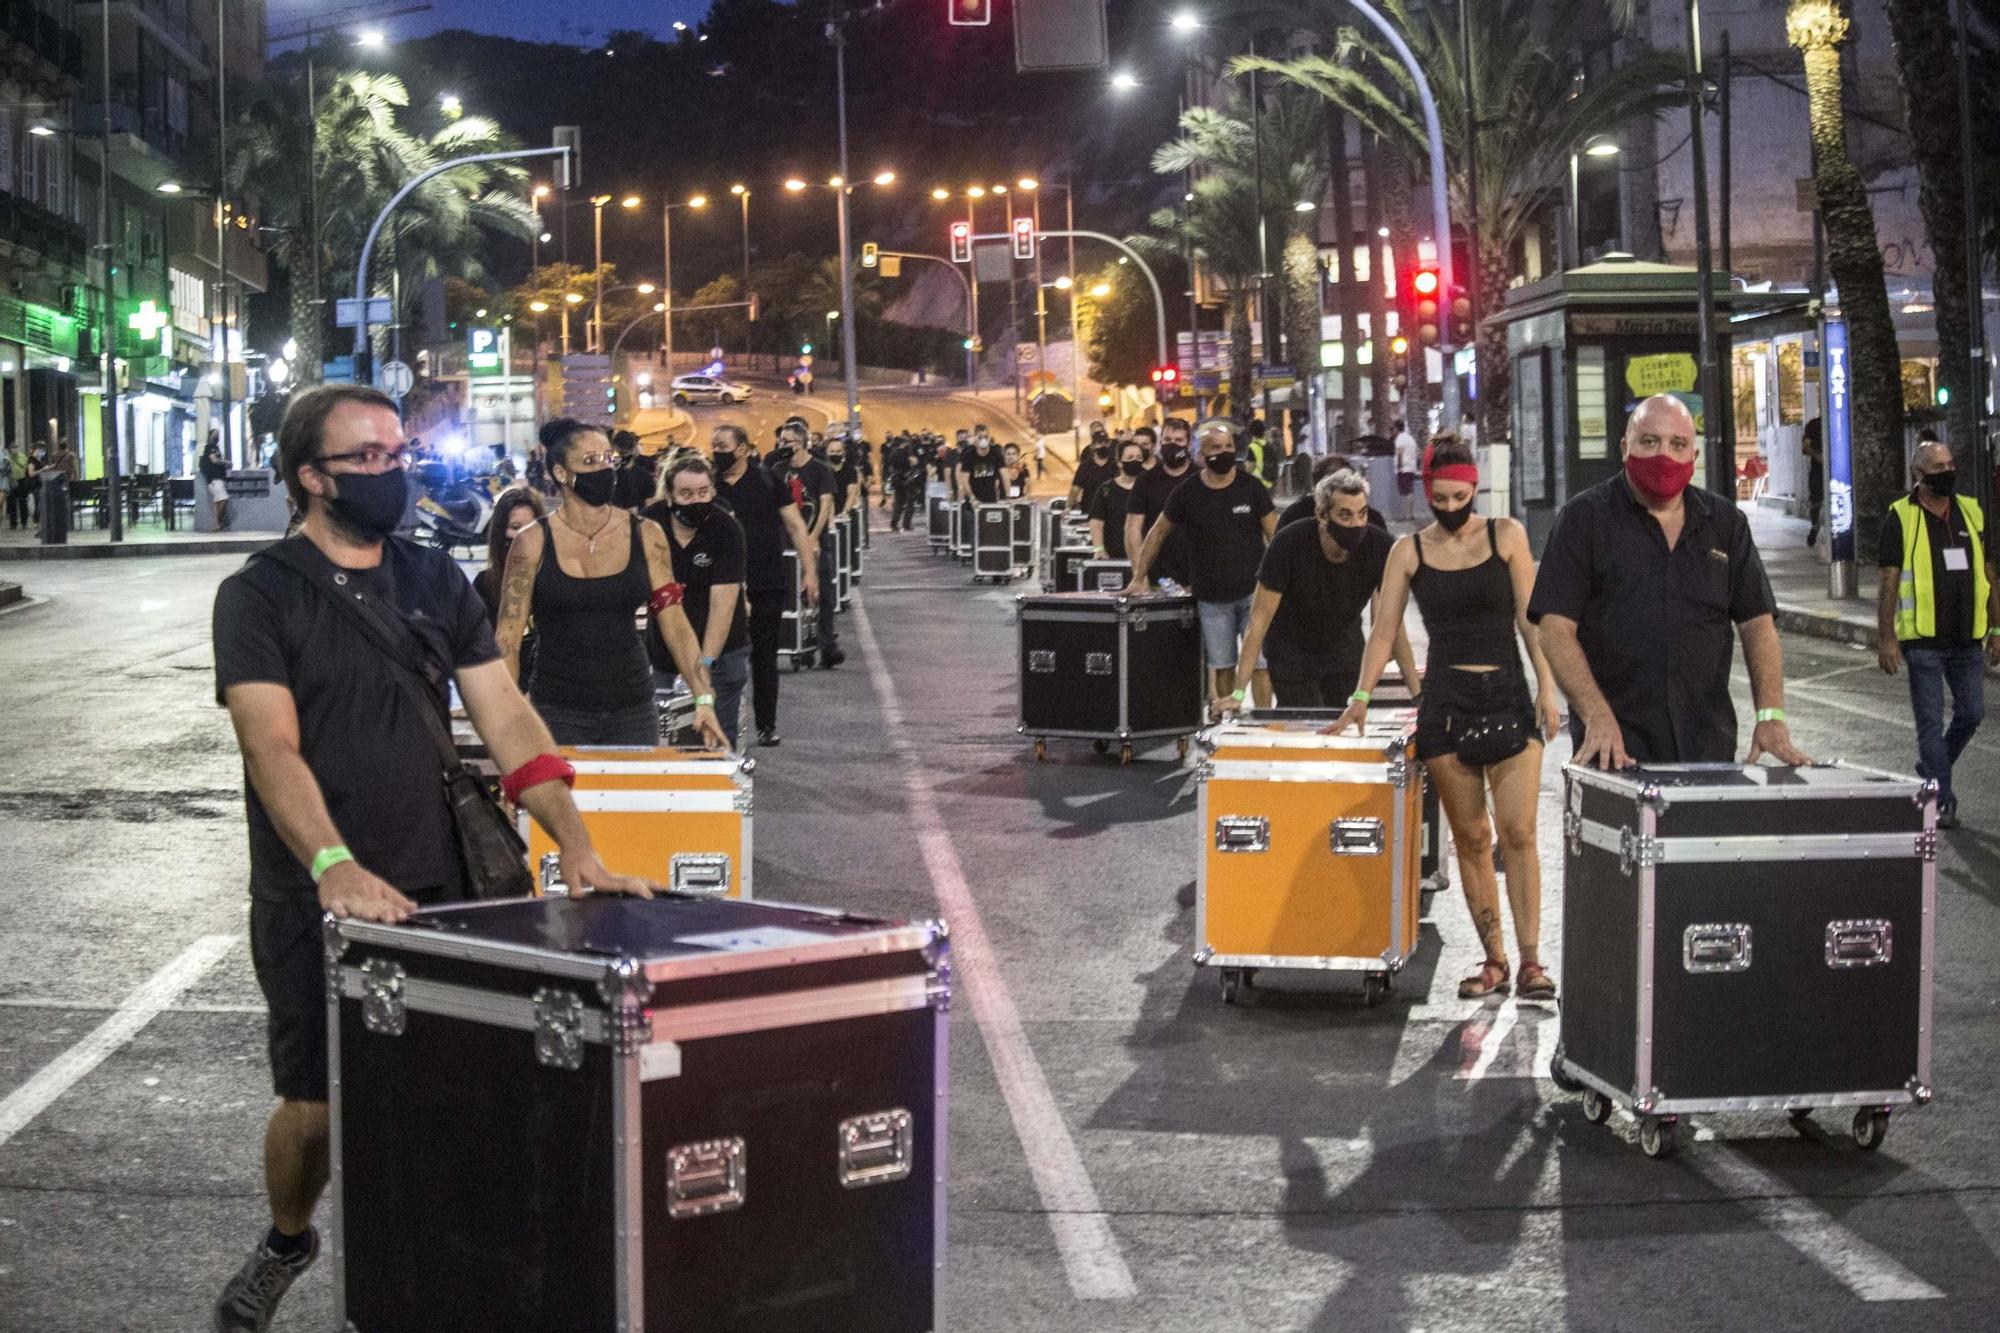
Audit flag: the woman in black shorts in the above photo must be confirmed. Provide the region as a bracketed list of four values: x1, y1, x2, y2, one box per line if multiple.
[1332, 436, 1562, 1000]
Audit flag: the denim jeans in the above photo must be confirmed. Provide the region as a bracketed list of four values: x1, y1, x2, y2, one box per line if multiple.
[1905, 642, 1985, 806]
[655, 644, 751, 751]
[1197, 595, 1267, 671]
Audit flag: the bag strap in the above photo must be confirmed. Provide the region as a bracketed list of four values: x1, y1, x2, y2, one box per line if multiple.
[253, 542, 467, 780]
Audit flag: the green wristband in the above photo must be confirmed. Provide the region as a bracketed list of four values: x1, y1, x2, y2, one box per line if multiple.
[694, 694, 716, 707]
[310, 844, 354, 883]
[1755, 707, 1785, 723]
[1349, 690, 1372, 705]
[1231, 688, 1247, 703]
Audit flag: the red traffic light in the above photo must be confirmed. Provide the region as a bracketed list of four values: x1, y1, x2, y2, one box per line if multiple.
[1012, 215, 1036, 261]
[1150, 365, 1180, 386]
[948, 0, 992, 26]
[1411, 267, 1440, 297]
[949, 220, 972, 264]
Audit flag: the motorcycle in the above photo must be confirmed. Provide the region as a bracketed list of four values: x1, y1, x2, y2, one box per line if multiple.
[414, 462, 497, 557]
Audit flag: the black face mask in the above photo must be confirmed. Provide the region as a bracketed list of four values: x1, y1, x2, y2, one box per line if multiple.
[324, 467, 409, 539]
[673, 500, 714, 529]
[829, 454, 846, 467]
[712, 450, 738, 473]
[1204, 452, 1236, 475]
[1325, 520, 1368, 552]
[1430, 502, 1474, 532]
[1924, 469, 1957, 497]
[1161, 445, 1189, 467]
[1120, 460, 1145, 478]
[771, 446, 795, 467]
[1092, 447, 1111, 461]
[566, 468, 618, 507]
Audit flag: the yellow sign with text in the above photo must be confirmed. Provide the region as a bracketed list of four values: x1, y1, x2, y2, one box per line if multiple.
[1626, 353, 1699, 398]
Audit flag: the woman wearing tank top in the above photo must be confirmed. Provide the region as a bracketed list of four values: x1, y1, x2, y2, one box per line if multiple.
[1332, 436, 1563, 1001]
[495, 418, 725, 748]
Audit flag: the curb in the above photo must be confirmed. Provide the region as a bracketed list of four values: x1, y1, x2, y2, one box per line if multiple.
[0, 537, 278, 562]
[1773, 603, 1878, 650]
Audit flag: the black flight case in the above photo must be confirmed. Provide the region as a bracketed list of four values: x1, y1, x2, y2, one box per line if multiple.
[972, 503, 1014, 583]
[833, 511, 853, 611]
[779, 546, 819, 670]
[1009, 499, 1035, 577]
[1075, 558, 1131, 594]
[1550, 761, 1936, 1158]
[926, 494, 951, 554]
[1366, 668, 1450, 907]
[1047, 545, 1096, 595]
[1017, 590, 1205, 764]
[948, 499, 972, 563]
[328, 895, 951, 1333]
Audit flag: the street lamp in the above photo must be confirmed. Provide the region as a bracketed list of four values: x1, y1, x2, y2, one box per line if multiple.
[1568, 134, 1623, 264]
[356, 28, 385, 48]
[1110, 70, 1140, 92]
[784, 170, 895, 432]
[652, 192, 710, 376]
[1170, 10, 1202, 33]
[728, 184, 753, 360]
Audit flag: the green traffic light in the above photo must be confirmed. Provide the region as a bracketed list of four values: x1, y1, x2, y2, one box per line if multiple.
[1936, 386, 1951, 405]
[801, 342, 814, 354]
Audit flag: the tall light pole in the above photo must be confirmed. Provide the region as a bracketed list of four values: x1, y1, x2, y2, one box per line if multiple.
[830, 3, 862, 438]
[96, 0, 121, 539]
[729, 183, 752, 362]
[933, 184, 989, 386]
[787, 169, 893, 434]
[214, 0, 234, 467]
[1683, 0, 1726, 497]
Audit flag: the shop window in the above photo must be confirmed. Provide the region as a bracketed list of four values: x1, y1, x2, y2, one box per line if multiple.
[1575, 344, 1609, 459]
[1776, 340, 1804, 425]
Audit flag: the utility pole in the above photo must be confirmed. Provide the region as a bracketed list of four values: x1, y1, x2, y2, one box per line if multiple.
[215, 0, 234, 467]
[1458, 0, 1481, 432]
[1683, 0, 1727, 498]
[1955, 0, 1990, 511]
[98, 0, 122, 539]
[829, 1, 861, 438]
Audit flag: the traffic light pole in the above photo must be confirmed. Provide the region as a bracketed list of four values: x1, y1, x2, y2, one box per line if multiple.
[989, 229, 1169, 425]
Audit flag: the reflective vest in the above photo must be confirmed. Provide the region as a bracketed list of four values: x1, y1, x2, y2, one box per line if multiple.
[1245, 438, 1267, 485]
[1890, 493, 1988, 641]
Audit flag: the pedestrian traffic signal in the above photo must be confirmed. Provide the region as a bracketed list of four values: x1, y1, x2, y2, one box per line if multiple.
[1411, 265, 1441, 347]
[949, 220, 972, 264]
[1012, 216, 1036, 261]
[861, 242, 879, 269]
[948, 0, 992, 26]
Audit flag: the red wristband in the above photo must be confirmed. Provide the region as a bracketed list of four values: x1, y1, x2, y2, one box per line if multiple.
[502, 753, 576, 805]
[648, 582, 685, 613]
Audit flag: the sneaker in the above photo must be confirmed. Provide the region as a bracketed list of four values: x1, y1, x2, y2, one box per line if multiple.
[821, 648, 846, 668]
[213, 1228, 319, 1333]
[757, 727, 782, 747]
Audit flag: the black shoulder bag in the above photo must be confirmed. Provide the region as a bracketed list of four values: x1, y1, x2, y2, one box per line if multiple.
[255, 543, 536, 901]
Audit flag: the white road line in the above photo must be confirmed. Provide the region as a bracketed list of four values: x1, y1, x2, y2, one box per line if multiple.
[1730, 667, 1999, 757]
[0, 934, 236, 1149]
[1689, 1146, 1945, 1302]
[1786, 662, 1875, 687]
[852, 598, 1137, 1301]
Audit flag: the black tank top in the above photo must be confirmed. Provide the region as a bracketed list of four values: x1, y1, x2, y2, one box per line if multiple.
[1409, 520, 1517, 671]
[529, 514, 653, 710]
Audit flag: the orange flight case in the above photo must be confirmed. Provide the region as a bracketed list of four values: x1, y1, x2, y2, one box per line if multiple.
[1194, 716, 1421, 1006]
[517, 746, 755, 900]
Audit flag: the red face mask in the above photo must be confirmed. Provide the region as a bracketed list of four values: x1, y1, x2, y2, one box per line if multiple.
[1626, 450, 1696, 504]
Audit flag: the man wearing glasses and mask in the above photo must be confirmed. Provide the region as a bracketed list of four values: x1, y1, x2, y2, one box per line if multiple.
[209, 386, 659, 1332]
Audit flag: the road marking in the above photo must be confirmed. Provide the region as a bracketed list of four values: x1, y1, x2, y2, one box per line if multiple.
[1787, 661, 1875, 687]
[852, 598, 1137, 1301]
[1689, 1146, 1945, 1302]
[0, 934, 236, 1149]
[1731, 667, 1998, 758]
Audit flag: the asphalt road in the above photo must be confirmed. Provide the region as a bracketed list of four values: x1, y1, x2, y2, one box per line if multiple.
[1, 523, 1997, 1331]
[630, 375, 1039, 454]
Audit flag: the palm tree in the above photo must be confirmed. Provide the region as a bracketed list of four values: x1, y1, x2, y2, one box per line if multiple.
[1883, 0, 1974, 456]
[1237, 0, 1683, 441]
[1787, 2, 1904, 555]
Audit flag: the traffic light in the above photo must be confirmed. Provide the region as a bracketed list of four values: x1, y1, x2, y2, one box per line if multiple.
[1411, 265, 1441, 347]
[1149, 364, 1180, 394]
[948, 0, 992, 26]
[801, 341, 814, 355]
[1390, 334, 1409, 357]
[949, 220, 972, 264]
[1012, 215, 1036, 261]
[747, 291, 760, 322]
[1450, 292, 1474, 348]
[861, 241, 879, 269]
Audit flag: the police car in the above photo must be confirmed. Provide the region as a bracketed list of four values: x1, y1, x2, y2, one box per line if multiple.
[670, 374, 753, 405]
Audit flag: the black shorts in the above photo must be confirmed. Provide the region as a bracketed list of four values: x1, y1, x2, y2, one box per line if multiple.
[251, 887, 457, 1103]
[1414, 665, 1537, 763]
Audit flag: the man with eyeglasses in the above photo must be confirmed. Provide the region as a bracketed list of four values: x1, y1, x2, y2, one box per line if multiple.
[1530, 393, 1810, 770]
[208, 385, 657, 1333]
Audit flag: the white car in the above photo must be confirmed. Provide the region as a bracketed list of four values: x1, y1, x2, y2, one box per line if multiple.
[670, 374, 752, 405]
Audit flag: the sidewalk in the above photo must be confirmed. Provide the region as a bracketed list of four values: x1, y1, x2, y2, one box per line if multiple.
[0, 520, 280, 561]
[1745, 503, 1880, 648]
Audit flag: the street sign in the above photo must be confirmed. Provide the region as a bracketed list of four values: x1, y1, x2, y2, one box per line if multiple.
[1824, 318, 1853, 564]
[466, 328, 503, 376]
[335, 296, 393, 328]
[1016, 342, 1038, 365]
[879, 255, 901, 278]
[379, 360, 414, 398]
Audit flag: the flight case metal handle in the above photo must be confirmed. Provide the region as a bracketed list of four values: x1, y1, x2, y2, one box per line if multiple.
[1826, 919, 1893, 969]
[1085, 652, 1115, 675]
[667, 1137, 747, 1219]
[1330, 817, 1384, 856]
[1027, 650, 1056, 674]
[1214, 816, 1269, 853]
[837, 1108, 914, 1188]
[538, 851, 569, 897]
[670, 853, 731, 896]
[1682, 923, 1752, 974]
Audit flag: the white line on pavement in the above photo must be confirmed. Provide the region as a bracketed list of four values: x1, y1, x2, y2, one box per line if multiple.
[852, 598, 1138, 1302]
[1689, 1146, 1945, 1302]
[0, 934, 236, 1149]
[1730, 667, 1998, 757]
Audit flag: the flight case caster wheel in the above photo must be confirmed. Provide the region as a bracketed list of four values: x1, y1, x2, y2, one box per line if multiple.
[1548, 1045, 1583, 1094]
[1580, 1089, 1612, 1125]
[1852, 1109, 1891, 1150]
[1361, 973, 1386, 1008]
[1119, 743, 1134, 766]
[1639, 1115, 1679, 1159]
[1788, 1109, 1815, 1137]
[1092, 739, 1110, 755]
[1219, 968, 1248, 1006]
[1033, 738, 1048, 762]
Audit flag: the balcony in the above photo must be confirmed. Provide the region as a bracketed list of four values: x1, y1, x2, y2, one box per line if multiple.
[2, 0, 85, 83]
[75, 86, 190, 167]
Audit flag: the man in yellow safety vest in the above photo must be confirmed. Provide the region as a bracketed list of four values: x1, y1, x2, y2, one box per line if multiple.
[1876, 440, 1999, 828]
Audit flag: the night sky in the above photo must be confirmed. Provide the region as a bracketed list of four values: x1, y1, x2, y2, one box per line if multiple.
[267, 0, 714, 48]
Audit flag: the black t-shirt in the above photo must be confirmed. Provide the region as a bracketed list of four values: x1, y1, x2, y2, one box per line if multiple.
[213, 535, 499, 904]
[1088, 478, 1139, 559]
[714, 463, 797, 593]
[614, 454, 659, 510]
[1163, 470, 1276, 602]
[1072, 449, 1116, 504]
[1131, 464, 1195, 585]
[1257, 521, 1391, 676]
[827, 460, 860, 512]
[643, 503, 751, 670]
[1277, 492, 1389, 533]
[892, 447, 926, 488]
[789, 458, 838, 531]
[1878, 495, 1978, 650]
[1528, 475, 1775, 763]
[960, 447, 1004, 503]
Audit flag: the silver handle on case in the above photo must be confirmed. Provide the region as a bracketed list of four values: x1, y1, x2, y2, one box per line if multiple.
[1682, 923, 1753, 974]
[1214, 816, 1269, 853]
[1825, 919, 1893, 969]
[1329, 817, 1385, 856]
[1027, 650, 1056, 674]
[1085, 652, 1115, 675]
[837, 1108, 915, 1188]
[670, 853, 731, 896]
[667, 1137, 746, 1219]
[538, 852, 569, 897]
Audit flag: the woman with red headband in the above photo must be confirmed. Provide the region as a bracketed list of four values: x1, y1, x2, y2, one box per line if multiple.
[495, 418, 726, 749]
[1331, 434, 1562, 1001]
